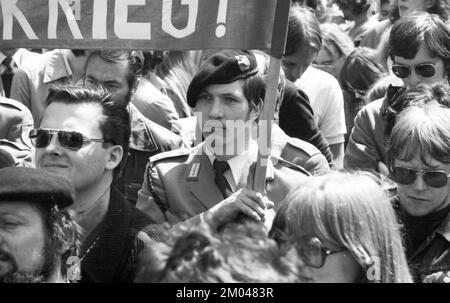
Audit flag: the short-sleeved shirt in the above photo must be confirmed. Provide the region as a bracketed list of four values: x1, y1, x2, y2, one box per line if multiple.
[295, 66, 346, 146]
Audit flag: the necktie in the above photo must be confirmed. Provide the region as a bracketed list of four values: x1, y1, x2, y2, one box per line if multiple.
[213, 159, 231, 198]
[1, 57, 14, 98]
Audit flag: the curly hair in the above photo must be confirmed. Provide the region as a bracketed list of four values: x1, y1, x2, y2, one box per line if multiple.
[35, 205, 81, 279]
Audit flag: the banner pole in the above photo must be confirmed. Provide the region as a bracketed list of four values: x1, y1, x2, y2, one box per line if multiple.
[252, 57, 281, 194]
[252, 0, 291, 195]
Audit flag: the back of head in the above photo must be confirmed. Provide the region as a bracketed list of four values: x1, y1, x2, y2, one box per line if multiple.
[388, 96, 450, 168]
[320, 23, 355, 59]
[389, 12, 450, 75]
[384, 82, 450, 140]
[285, 4, 322, 56]
[270, 171, 412, 283]
[340, 47, 387, 93]
[136, 217, 305, 283]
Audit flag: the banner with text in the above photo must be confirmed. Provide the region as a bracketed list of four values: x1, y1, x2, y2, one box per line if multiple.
[0, 0, 290, 57]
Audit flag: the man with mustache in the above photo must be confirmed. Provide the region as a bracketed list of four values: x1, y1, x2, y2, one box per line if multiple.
[0, 167, 80, 283]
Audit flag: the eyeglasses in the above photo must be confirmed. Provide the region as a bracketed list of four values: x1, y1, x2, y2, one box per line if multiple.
[29, 129, 107, 151]
[391, 63, 437, 79]
[297, 237, 346, 268]
[391, 166, 450, 188]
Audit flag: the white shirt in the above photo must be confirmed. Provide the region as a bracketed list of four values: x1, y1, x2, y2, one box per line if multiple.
[295, 66, 346, 145]
[204, 140, 258, 192]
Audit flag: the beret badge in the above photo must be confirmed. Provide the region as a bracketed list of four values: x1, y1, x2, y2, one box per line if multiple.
[235, 55, 251, 72]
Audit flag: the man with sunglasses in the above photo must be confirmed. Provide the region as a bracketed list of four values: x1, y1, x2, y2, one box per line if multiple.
[388, 100, 450, 283]
[344, 13, 450, 172]
[82, 50, 183, 204]
[32, 85, 162, 283]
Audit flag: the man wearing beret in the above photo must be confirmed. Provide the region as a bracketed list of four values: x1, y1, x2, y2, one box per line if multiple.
[136, 49, 329, 229]
[0, 167, 80, 283]
[33, 84, 162, 283]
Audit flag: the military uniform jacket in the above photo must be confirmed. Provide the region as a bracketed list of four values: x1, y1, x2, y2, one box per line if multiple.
[136, 135, 328, 225]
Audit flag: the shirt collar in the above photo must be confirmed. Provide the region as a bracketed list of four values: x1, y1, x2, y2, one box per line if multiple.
[204, 139, 258, 186]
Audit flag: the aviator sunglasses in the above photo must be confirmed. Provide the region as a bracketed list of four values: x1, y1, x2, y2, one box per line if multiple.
[392, 63, 437, 79]
[391, 166, 450, 188]
[29, 129, 108, 151]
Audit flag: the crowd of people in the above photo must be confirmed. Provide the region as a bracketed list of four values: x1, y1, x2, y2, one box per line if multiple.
[1, 0, 450, 283]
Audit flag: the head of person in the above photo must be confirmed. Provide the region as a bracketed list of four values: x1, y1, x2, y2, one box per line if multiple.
[379, 0, 394, 21]
[187, 50, 264, 160]
[314, 23, 355, 78]
[135, 216, 305, 283]
[283, 5, 322, 82]
[340, 47, 388, 101]
[270, 171, 412, 283]
[0, 167, 80, 283]
[391, 0, 450, 20]
[383, 81, 450, 141]
[33, 85, 130, 204]
[335, 0, 371, 21]
[84, 49, 144, 106]
[389, 12, 450, 88]
[387, 94, 450, 217]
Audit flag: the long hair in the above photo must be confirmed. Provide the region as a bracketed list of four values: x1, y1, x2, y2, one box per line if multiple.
[154, 50, 203, 118]
[270, 171, 412, 283]
[387, 101, 450, 170]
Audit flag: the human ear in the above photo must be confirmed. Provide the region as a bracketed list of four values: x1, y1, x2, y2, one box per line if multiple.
[249, 98, 264, 120]
[105, 145, 123, 171]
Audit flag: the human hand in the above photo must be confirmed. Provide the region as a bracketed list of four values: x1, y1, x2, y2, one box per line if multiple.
[203, 188, 274, 230]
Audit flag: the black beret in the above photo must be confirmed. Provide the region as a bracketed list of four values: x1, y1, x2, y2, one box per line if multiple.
[187, 50, 258, 107]
[0, 167, 74, 209]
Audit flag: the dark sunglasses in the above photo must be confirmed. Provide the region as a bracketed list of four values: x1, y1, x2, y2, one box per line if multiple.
[391, 167, 450, 188]
[391, 63, 437, 79]
[29, 129, 107, 151]
[297, 237, 345, 268]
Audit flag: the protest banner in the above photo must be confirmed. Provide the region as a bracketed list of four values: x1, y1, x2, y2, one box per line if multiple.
[0, 0, 292, 195]
[0, 0, 289, 58]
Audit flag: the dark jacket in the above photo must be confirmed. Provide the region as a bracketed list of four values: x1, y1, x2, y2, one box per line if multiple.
[116, 104, 182, 204]
[393, 197, 450, 283]
[279, 80, 334, 165]
[80, 187, 162, 283]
